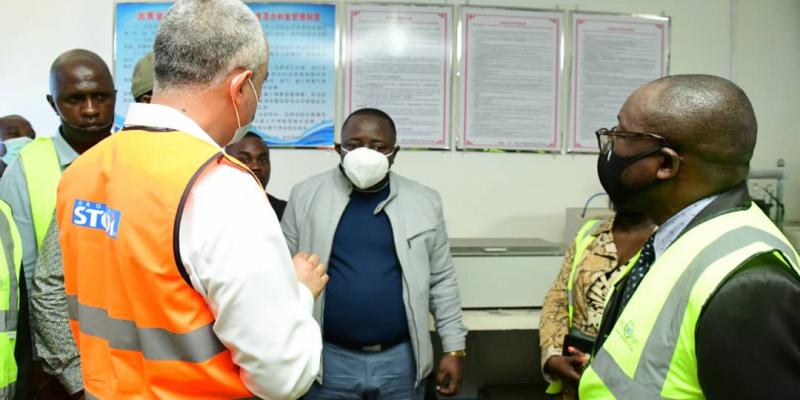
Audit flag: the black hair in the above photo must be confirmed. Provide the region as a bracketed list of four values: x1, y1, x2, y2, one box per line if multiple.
[342, 108, 397, 139]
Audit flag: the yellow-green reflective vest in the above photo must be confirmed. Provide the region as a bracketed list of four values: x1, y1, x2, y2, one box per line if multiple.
[567, 219, 602, 329]
[0, 199, 23, 398]
[18, 137, 62, 251]
[546, 218, 640, 396]
[579, 203, 800, 399]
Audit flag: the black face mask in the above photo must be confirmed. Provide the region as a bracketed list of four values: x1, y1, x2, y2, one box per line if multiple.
[597, 147, 663, 206]
[60, 120, 113, 151]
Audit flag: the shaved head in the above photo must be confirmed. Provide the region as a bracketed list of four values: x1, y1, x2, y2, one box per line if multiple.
[49, 49, 113, 95]
[624, 74, 756, 188]
[46, 49, 116, 154]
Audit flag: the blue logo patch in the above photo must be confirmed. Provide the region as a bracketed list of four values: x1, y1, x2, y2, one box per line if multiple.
[72, 199, 121, 239]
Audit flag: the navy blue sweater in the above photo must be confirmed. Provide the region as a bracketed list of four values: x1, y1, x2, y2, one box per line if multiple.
[323, 183, 409, 347]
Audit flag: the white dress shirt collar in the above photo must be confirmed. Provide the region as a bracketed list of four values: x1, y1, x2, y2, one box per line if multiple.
[653, 194, 719, 257]
[123, 103, 220, 149]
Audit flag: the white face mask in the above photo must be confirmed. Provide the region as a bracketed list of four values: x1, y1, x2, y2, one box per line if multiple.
[2, 136, 33, 165]
[341, 147, 395, 189]
[230, 78, 259, 145]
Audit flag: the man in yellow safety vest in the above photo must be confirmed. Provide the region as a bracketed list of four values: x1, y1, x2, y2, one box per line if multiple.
[579, 74, 800, 399]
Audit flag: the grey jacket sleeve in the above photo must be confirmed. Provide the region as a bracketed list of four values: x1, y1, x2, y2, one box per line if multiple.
[30, 220, 84, 394]
[428, 196, 467, 352]
[280, 187, 300, 256]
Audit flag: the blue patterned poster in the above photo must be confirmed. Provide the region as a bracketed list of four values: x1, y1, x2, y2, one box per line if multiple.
[114, 2, 336, 147]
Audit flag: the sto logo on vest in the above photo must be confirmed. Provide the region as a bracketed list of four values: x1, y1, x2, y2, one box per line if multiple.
[72, 199, 122, 238]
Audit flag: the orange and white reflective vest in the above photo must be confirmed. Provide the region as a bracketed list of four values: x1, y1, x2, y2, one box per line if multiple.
[56, 128, 260, 399]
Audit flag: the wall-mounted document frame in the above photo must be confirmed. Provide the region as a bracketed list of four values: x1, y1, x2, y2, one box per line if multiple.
[344, 4, 453, 149]
[567, 12, 670, 153]
[113, 2, 338, 148]
[458, 7, 564, 152]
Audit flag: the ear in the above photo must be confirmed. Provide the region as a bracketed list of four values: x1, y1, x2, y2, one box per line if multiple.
[46, 94, 58, 115]
[656, 147, 681, 181]
[334, 143, 344, 159]
[387, 146, 400, 165]
[228, 69, 254, 106]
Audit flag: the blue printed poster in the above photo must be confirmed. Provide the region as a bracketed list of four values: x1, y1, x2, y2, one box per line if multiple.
[115, 2, 336, 147]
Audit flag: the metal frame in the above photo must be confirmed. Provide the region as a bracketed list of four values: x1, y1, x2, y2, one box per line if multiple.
[454, 5, 566, 153]
[565, 10, 672, 154]
[112, 1, 339, 149]
[342, 2, 455, 150]
[113, 2, 679, 156]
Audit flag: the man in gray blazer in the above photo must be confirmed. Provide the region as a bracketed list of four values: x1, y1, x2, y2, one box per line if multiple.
[282, 108, 468, 399]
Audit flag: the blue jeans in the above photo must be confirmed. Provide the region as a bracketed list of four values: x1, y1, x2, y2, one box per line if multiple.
[304, 341, 425, 400]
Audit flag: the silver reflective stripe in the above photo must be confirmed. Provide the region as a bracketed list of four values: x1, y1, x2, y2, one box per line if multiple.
[0, 310, 8, 332]
[85, 389, 260, 399]
[0, 210, 18, 334]
[67, 295, 226, 363]
[0, 382, 15, 399]
[593, 225, 798, 398]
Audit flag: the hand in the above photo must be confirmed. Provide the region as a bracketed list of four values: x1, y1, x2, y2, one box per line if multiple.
[436, 354, 463, 396]
[544, 347, 589, 384]
[292, 252, 328, 299]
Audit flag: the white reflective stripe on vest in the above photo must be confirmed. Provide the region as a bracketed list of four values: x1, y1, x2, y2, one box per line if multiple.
[67, 295, 226, 363]
[588, 225, 799, 398]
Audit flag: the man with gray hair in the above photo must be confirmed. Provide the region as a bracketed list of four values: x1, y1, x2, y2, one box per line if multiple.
[52, 0, 327, 398]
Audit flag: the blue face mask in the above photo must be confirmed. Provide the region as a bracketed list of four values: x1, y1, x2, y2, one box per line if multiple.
[2, 137, 34, 165]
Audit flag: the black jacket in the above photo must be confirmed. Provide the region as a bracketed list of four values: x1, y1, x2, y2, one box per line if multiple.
[593, 183, 800, 399]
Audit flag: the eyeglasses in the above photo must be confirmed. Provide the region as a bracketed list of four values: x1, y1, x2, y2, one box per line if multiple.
[595, 127, 669, 154]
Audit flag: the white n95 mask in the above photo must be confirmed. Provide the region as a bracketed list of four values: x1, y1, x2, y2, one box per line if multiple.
[341, 147, 393, 189]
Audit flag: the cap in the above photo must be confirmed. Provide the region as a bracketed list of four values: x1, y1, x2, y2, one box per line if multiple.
[131, 52, 155, 100]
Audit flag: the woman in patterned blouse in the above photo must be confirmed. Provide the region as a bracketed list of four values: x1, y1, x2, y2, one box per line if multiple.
[539, 210, 655, 399]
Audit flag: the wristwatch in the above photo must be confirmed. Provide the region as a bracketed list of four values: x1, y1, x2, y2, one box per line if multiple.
[446, 350, 467, 359]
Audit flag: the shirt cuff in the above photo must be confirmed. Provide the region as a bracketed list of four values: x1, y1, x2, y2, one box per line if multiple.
[540, 348, 563, 383]
[297, 282, 314, 313]
[59, 360, 85, 395]
[441, 337, 467, 353]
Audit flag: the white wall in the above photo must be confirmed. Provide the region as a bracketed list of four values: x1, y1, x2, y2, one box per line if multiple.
[1, 0, 798, 242]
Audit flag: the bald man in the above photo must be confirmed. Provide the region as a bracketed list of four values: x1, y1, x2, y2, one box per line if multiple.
[579, 75, 800, 398]
[0, 48, 115, 398]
